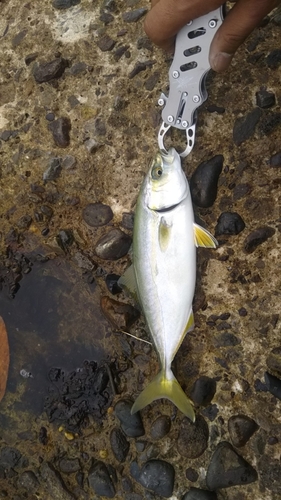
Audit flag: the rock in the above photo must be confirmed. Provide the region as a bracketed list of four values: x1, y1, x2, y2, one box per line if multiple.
[264, 371, 281, 400]
[62, 155, 76, 169]
[243, 226, 275, 253]
[185, 468, 199, 482]
[38, 427, 48, 445]
[100, 11, 114, 24]
[129, 60, 155, 79]
[95, 118, 107, 136]
[59, 458, 80, 473]
[40, 462, 75, 499]
[82, 203, 113, 227]
[207, 104, 225, 114]
[48, 117, 71, 148]
[214, 332, 240, 347]
[190, 376, 216, 406]
[228, 415, 259, 447]
[97, 35, 116, 52]
[114, 45, 130, 61]
[215, 212, 245, 237]
[177, 415, 209, 459]
[256, 89, 276, 108]
[88, 461, 116, 498]
[201, 404, 219, 422]
[110, 427, 130, 462]
[233, 108, 262, 145]
[137, 460, 174, 498]
[69, 62, 87, 75]
[0, 447, 21, 468]
[43, 158, 62, 182]
[12, 29, 27, 48]
[101, 296, 140, 329]
[105, 274, 122, 295]
[190, 155, 223, 208]
[25, 52, 38, 65]
[137, 36, 153, 51]
[206, 441, 258, 489]
[95, 228, 132, 260]
[258, 455, 281, 493]
[150, 415, 171, 440]
[53, 0, 80, 8]
[266, 347, 281, 377]
[114, 399, 145, 437]
[33, 57, 68, 83]
[259, 111, 281, 135]
[84, 138, 99, 153]
[18, 470, 39, 491]
[145, 71, 160, 91]
[266, 48, 281, 69]
[182, 488, 218, 500]
[56, 230, 74, 251]
[269, 151, 281, 167]
[122, 8, 147, 22]
[17, 215, 32, 229]
[121, 212, 134, 230]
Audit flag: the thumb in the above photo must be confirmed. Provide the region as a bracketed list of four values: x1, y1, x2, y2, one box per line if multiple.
[209, 0, 279, 72]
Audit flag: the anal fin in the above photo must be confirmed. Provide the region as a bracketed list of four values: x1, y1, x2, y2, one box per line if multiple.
[194, 223, 218, 248]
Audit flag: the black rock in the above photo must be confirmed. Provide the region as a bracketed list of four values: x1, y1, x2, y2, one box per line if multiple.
[122, 8, 148, 22]
[215, 212, 245, 236]
[88, 461, 116, 498]
[110, 427, 130, 462]
[129, 60, 155, 79]
[256, 89, 276, 108]
[190, 155, 223, 208]
[177, 415, 209, 459]
[59, 458, 80, 473]
[182, 487, 218, 500]
[97, 34, 116, 52]
[39, 427, 48, 445]
[228, 415, 259, 447]
[206, 441, 258, 489]
[114, 399, 144, 437]
[207, 104, 225, 114]
[53, 0, 80, 8]
[56, 230, 74, 251]
[266, 347, 281, 377]
[17, 214, 32, 229]
[214, 332, 241, 347]
[269, 151, 281, 167]
[145, 71, 160, 91]
[0, 447, 22, 469]
[185, 468, 199, 482]
[105, 273, 122, 295]
[264, 371, 281, 400]
[95, 229, 132, 260]
[49, 117, 71, 148]
[190, 376, 216, 406]
[137, 460, 175, 498]
[201, 404, 219, 422]
[82, 203, 113, 227]
[266, 48, 281, 69]
[100, 11, 114, 24]
[43, 158, 62, 182]
[150, 415, 171, 440]
[243, 226, 275, 253]
[114, 45, 130, 62]
[33, 57, 68, 83]
[137, 36, 153, 51]
[18, 470, 39, 491]
[233, 108, 262, 145]
[259, 111, 281, 135]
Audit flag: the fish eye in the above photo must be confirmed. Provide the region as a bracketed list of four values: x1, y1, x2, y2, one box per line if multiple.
[151, 165, 163, 180]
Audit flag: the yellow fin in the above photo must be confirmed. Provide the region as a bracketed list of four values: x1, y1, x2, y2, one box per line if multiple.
[131, 370, 195, 422]
[194, 223, 218, 248]
[184, 310, 194, 334]
[159, 217, 172, 252]
[118, 265, 138, 301]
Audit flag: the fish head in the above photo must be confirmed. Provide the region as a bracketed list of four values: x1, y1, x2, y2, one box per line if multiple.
[144, 148, 189, 211]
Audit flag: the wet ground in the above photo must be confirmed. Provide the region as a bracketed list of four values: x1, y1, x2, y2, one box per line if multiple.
[0, 1, 281, 499]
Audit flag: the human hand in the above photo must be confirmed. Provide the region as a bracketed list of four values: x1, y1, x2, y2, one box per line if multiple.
[144, 0, 280, 72]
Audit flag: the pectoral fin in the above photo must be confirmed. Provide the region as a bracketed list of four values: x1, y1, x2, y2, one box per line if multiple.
[159, 217, 172, 252]
[118, 265, 138, 301]
[194, 223, 218, 248]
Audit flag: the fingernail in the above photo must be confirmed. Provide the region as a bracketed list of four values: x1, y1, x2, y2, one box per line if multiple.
[210, 52, 233, 72]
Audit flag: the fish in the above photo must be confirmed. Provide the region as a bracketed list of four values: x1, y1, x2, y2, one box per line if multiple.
[119, 148, 217, 421]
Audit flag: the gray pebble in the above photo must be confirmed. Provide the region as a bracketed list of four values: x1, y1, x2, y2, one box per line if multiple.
[129, 60, 154, 79]
[201, 404, 219, 422]
[264, 371, 281, 400]
[190, 376, 216, 407]
[18, 470, 39, 491]
[215, 212, 245, 236]
[243, 226, 275, 253]
[16, 215, 32, 229]
[190, 155, 223, 208]
[62, 155, 76, 169]
[266, 48, 281, 69]
[0, 447, 22, 469]
[33, 57, 68, 83]
[177, 415, 209, 459]
[83, 203, 113, 227]
[58, 458, 80, 473]
[228, 415, 259, 447]
[121, 212, 134, 230]
[114, 399, 144, 437]
[95, 228, 132, 260]
[256, 89, 276, 108]
[214, 332, 241, 347]
[122, 8, 147, 22]
[69, 62, 87, 75]
[233, 108, 262, 145]
[269, 151, 281, 167]
[145, 71, 160, 91]
[137, 459, 174, 498]
[88, 461, 116, 498]
[43, 158, 62, 182]
[110, 427, 130, 462]
[84, 138, 99, 153]
[150, 415, 171, 440]
[97, 34, 116, 52]
[53, 0, 80, 8]
[48, 117, 71, 148]
[206, 441, 258, 489]
[100, 11, 114, 24]
[185, 468, 199, 482]
[182, 488, 218, 500]
[114, 45, 130, 62]
[40, 462, 75, 499]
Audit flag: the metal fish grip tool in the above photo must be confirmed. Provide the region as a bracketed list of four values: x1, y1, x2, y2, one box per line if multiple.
[158, 7, 224, 158]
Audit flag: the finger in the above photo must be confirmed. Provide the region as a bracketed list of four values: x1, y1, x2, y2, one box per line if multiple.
[144, 0, 223, 52]
[210, 0, 280, 72]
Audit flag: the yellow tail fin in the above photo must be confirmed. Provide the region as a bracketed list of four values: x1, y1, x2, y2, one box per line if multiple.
[131, 370, 195, 422]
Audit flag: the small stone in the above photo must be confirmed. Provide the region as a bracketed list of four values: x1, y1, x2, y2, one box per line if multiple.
[68, 95, 80, 108]
[25, 53, 38, 65]
[114, 399, 145, 437]
[53, 0, 80, 8]
[266, 347, 281, 378]
[150, 415, 171, 440]
[121, 212, 134, 230]
[137, 36, 153, 51]
[110, 427, 130, 462]
[114, 45, 130, 61]
[243, 226, 275, 253]
[232, 183, 252, 201]
[177, 415, 209, 459]
[12, 29, 27, 48]
[105, 273, 122, 295]
[43, 158, 62, 182]
[95, 228, 132, 260]
[100, 11, 114, 24]
[0, 447, 21, 468]
[238, 307, 248, 317]
[40, 462, 75, 499]
[207, 104, 225, 114]
[233, 108, 262, 145]
[145, 71, 160, 91]
[206, 442, 258, 489]
[214, 332, 240, 347]
[69, 62, 87, 75]
[137, 460, 174, 498]
[256, 89, 276, 108]
[59, 458, 80, 473]
[97, 34, 116, 52]
[185, 468, 199, 482]
[129, 60, 154, 79]
[18, 471, 39, 491]
[95, 118, 107, 136]
[38, 427, 48, 445]
[264, 372, 281, 400]
[62, 155, 76, 169]
[182, 488, 218, 500]
[215, 212, 245, 236]
[46, 112, 55, 121]
[82, 203, 113, 227]
[49, 117, 71, 148]
[190, 155, 223, 208]
[228, 415, 259, 447]
[101, 296, 140, 330]
[269, 152, 281, 167]
[84, 138, 99, 153]
[259, 111, 281, 135]
[266, 48, 281, 69]
[190, 376, 216, 406]
[201, 404, 219, 422]
[88, 461, 115, 498]
[16, 215, 32, 229]
[122, 8, 147, 22]
[33, 57, 68, 83]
